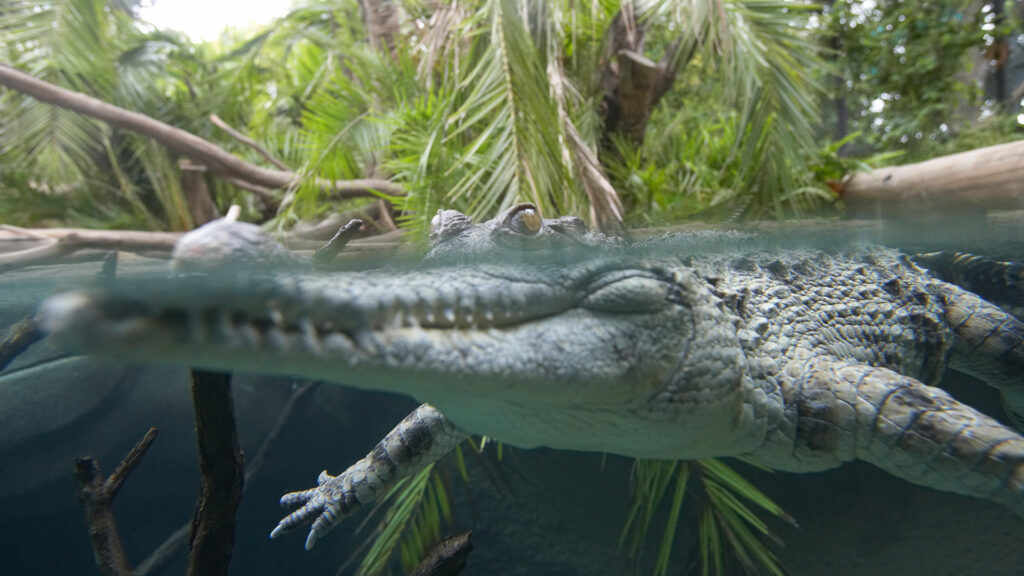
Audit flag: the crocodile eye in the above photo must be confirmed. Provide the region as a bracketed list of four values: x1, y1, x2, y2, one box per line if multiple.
[513, 207, 542, 235]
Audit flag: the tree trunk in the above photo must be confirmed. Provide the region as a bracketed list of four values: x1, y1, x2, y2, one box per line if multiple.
[598, 9, 692, 152]
[842, 139, 1024, 215]
[180, 164, 221, 227]
[359, 0, 401, 56]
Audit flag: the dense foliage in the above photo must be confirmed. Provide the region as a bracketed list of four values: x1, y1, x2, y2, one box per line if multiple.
[0, 0, 268, 228]
[824, 0, 1023, 160]
[1, 0, 1020, 231]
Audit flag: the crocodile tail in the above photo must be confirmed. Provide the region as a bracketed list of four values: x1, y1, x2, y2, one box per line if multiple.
[935, 281, 1024, 429]
[917, 251, 1024, 321]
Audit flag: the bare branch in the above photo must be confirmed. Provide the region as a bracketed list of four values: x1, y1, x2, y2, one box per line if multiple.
[73, 427, 160, 576]
[0, 228, 181, 272]
[0, 315, 43, 371]
[0, 238, 67, 272]
[0, 224, 403, 265]
[105, 428, 160, 501]
[1, 226, 182, 248]
[243, 382, 319, 480]
[289, 203, 397, 239]
[375, 198, 398, 232]
[0, 64, 403, 199]
[135, 381, 318, 576]
[209, 114, 290, 171]
[223, 175, 281, 211]
[313, 220, 366, 265]
[408, 531, 474, 576]
[179, 161, 221, 225]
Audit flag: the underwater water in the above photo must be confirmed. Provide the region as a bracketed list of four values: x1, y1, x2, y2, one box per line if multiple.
[2, 214, 1024, 575]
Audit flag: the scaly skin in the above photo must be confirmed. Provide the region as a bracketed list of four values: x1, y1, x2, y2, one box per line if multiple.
[270, 404, 465, 549]
[37, 204, 1024, 549]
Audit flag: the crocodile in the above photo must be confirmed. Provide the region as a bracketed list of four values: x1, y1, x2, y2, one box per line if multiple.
[37, 204, 1024, 551]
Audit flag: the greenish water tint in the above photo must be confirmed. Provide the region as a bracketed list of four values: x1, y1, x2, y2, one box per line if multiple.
[2, 214, 1024, 575]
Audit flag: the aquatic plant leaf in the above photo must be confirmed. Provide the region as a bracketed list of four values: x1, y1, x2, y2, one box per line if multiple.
[621, 458, 789, 576]
[619, 459, 681, 556]
[654, 462, 691, 576]
[696, 459, 788, 576]
[356, 464, 434, 576]
[701, 458, 795, 528]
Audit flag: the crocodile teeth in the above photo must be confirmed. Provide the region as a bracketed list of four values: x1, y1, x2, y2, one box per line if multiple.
[211, 309, 235, 344]
[352, 329, 378, 355]
[300, 319, 322, 353]
[269, 309, 285, 327]
[388, 310, 404, 330]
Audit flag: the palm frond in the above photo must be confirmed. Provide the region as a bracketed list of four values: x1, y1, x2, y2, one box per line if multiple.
[348, 446, 469, 576]
[0, 0, 115, 184]
[620, 459, 690, 572]
[696, 459, 790, 576]
[355, 464, 437, 576]
[443, 0, 578, 221]
[415, 2, 470, 90]
[131, 137, 194, 230]
[635, 0, 831, 218]
[0, 0, 207, 230]
[545, 7, 624, 232]
[385, 91, 461, 242]
[621, 458, 791, 576]
[722, 0, 830, 217]
[282, 42, 425, 224]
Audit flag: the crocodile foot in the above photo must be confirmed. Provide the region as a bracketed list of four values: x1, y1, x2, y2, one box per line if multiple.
[271, 470, 358, 550]
[269, 403, 467, 549]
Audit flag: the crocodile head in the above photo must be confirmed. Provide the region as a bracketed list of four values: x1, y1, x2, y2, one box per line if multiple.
[38, 204, 754, 457]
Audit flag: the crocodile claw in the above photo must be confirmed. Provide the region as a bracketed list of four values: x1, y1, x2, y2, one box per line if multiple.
[271, 470, 351, 550]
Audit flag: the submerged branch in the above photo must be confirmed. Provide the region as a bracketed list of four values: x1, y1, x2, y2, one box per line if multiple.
[73, 428, 160, 576]
[0, 316, 43, 371]
[187, 370, 245, 576]
[408, 531, 474, 576]
[135, 381, 318, 576]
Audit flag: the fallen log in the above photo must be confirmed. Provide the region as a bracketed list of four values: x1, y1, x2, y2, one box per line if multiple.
[842, 138, 1024, 215]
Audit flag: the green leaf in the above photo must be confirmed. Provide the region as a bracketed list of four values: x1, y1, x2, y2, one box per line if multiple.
[654, 462, 690, 576]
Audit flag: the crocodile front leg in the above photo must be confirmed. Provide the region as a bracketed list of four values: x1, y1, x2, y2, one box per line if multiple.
[753, 359, 1024, 514]
[271, 403, 467, 549]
